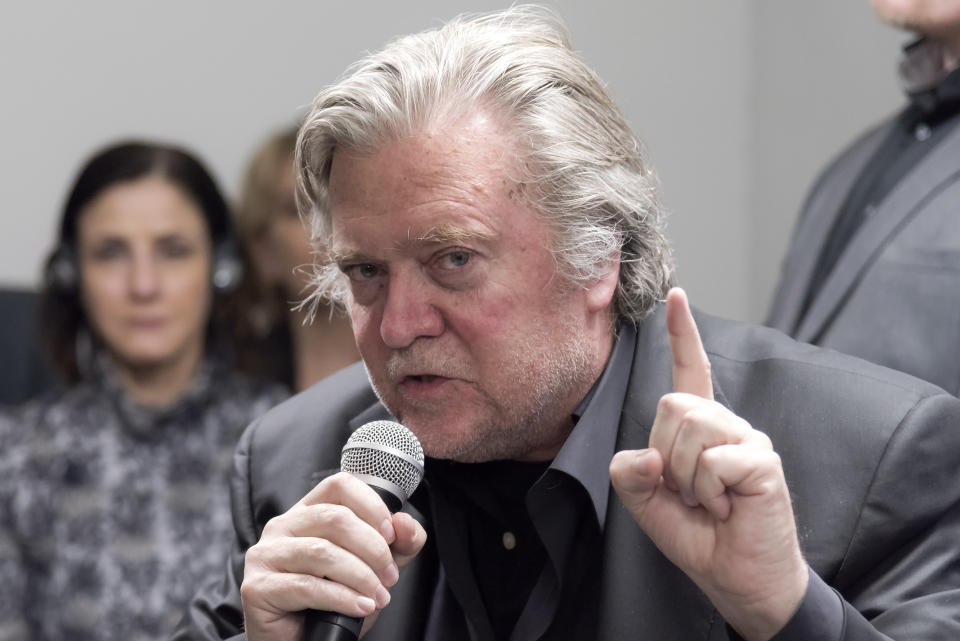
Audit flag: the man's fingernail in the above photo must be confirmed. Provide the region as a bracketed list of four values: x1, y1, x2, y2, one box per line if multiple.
[357, 596, 376, 614]
[380, 519, 395, 543]
[633, 450, 653, 471]
[375, 585, 391, 608]
[383, 562, 399, 586]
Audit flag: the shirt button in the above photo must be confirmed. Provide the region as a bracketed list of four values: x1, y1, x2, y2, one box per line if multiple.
[915, 123, 931, 141]
[502, 531, 517, 550]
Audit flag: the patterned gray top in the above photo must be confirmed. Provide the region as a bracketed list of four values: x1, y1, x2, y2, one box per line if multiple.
[0, 355, 288, 641]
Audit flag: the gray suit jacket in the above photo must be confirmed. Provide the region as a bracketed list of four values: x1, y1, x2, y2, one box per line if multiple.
[173, 306, 960, 640]
[767, 117, 960, 394]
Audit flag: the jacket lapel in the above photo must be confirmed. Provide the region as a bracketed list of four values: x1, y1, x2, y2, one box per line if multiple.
[767, 125, 889, 334]
[796, 123, 960, 343]
[597, 308, 730, 640]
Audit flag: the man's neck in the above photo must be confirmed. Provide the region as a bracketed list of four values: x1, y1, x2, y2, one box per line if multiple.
[515, 326, 617, 463]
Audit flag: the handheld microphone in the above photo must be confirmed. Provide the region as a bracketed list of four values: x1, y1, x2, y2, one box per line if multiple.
[302, 420, 425, 641]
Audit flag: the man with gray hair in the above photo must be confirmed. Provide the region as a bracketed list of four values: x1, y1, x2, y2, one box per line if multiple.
[174, 7, 960, 641]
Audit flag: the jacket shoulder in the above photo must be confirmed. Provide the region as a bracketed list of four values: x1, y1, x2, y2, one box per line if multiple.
[708, 312, 942, 393]
[239, 362, 383, 514]
[688, 311, 960, 585]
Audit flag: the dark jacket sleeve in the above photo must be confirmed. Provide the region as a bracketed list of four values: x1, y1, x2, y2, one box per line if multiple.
[721, 390, 960, 641]
[775, 391, 960, 640]
[171, 417, 263, 641]
[835, 391, 960, 639]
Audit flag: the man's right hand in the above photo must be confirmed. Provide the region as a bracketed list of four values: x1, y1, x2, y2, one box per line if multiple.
[239, 472, 427, 641]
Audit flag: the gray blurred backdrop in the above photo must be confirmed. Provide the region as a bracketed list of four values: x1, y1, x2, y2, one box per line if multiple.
[0, 1, 905, 322]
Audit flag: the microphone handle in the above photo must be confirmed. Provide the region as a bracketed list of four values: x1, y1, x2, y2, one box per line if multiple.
[302, 612, 362, 641]
[302, 485, 404, 641]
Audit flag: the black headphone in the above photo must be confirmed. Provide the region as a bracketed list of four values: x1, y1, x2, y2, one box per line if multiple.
[46, 245, 78, 291]
[211, 240, 244, 292]
[45, 240, 243, 294]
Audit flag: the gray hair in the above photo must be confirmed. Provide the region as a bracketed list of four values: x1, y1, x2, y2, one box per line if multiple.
[296, 4, 674, 322]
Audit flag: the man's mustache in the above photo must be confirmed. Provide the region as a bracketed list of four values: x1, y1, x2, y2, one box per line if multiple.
[384, 344, 471, 383]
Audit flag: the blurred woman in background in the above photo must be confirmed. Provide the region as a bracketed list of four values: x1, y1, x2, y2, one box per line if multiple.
[232, 125, 359, 392]
[0, 141, 288, 641]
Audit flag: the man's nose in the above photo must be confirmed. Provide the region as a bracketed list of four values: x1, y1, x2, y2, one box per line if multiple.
[379, 268, 443, 348]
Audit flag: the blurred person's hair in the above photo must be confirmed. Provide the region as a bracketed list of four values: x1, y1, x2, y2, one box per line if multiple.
[235, 125, 300, 241]
[296, 4, 674, 323]
[233, 125, 300, 331]
[41, 140, 242, 383]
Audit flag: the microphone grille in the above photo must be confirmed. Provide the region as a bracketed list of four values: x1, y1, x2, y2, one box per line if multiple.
[341, 420, 425, 499]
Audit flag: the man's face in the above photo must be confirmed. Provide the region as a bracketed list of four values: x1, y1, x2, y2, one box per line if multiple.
[871, 0, 960, 38]
[327, 113, 617, 462]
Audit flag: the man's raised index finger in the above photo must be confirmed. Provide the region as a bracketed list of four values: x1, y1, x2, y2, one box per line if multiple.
[665, 287, 713, 400]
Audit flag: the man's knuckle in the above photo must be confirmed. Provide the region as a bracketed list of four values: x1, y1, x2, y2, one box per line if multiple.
[657, 393, 683, 416]
[240, 572, 269, 603]
[765, 450, 783, 468]
[261, 514, 285, 537]
[326, 471, 357, 491]
[309, 537, 336, 565]
[699, 446, 720, 467]
[316, 503, 351, 527]
[244, 544, 264, 565]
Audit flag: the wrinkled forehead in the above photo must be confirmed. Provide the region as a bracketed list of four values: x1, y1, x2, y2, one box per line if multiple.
[327, 114, 536, 240]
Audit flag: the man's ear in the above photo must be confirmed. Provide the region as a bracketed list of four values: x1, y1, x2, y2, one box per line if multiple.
[585, 250, 620, 313]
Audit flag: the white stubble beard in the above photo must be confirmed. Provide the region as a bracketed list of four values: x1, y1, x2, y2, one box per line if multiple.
[364, 307, 604, 463]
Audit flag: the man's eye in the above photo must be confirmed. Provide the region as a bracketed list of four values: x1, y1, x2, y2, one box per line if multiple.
[441, 251, 471, 269]
[344, 263, 380, 280]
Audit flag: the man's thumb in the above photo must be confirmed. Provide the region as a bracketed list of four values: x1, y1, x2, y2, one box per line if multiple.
[609, 449, 663, 520]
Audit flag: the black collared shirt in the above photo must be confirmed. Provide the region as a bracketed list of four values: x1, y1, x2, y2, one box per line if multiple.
[799, 38, 960, 321]
[405, 318, 849, 641]
[409, 322, 636, 641]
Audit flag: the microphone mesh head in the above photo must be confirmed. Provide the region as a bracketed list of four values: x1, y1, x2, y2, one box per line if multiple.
[341, 420, 425, 499]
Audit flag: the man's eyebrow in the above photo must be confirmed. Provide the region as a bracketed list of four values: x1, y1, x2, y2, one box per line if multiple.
[414, 223, 495, 245]
[328, 223, 495, 265]
[328, 248, 366, 265]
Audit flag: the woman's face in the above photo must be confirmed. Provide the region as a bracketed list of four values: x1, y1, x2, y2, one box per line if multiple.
[254, 157, 315, 297]
[77, 175, 212, 374]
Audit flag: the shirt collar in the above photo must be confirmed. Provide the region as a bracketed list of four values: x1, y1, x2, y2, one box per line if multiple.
[899, 37, 960, 115]
[87, 343, 223, 439]
[548, 320, 636, 529]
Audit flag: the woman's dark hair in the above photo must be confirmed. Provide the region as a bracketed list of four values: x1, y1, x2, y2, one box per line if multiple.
[40, 140, 242, 383]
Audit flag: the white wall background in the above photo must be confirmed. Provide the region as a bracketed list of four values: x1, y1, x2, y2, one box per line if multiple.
[0, 1, 908, 322]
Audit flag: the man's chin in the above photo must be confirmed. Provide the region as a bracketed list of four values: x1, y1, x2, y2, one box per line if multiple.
[397, 415, 470, 455]
[407, 422, 533, 463]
